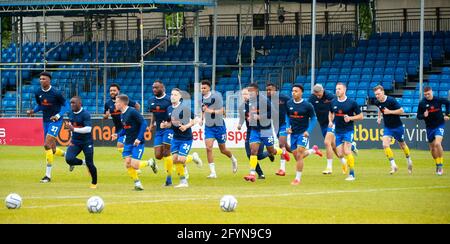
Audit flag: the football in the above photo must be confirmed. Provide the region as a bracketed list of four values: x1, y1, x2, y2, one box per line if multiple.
[5, 193, 22, 209]
[87, 196, 104, 213]
[220, 195, 237, 212]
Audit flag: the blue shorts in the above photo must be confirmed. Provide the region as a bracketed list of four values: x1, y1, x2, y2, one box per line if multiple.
[335, 131, 354, 147]
[426, 125, 445, 143]
[278, 123, 288, 137]
[290, 134, 309, 151]
[320, 125, 335, 138]
[122, 143, 145, 160]
[171, 138, 193, 157]
[117, 135, 126, 145]
[205, 126, 227, 144]
[249, 129, 275, 147]
[43, 119, 63, 140]
[383, 126, 405, 143]
[154, 129, 173, 147]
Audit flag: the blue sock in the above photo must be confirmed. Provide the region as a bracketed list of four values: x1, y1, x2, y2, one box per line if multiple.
[349, 169, 355, 177]
[166, 176, 172, 184]
[351, 144, 356, 151]
[258, 151, 269, 160]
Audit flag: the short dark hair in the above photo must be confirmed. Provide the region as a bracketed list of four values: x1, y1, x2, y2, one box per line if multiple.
[266, 83, 278, 90]
[116, 94, 129, 104]
[293, 84, 304, 92]
[336, 82, 347, 88]
[424, 86, 432, 92]
[39, 71, 52, 80]
[248, 83, 259, 90]
[154, 80, 164, 85]
[201, 80, 211, 87]
[109, 83, 121, 91]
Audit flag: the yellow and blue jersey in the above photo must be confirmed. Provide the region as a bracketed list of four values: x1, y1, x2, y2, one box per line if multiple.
[168, 102, 194, 141]
[33, 86, 68, 122]
[117, 107, 147, 145]
[308, 90, 336, 127]
[68, 108, 93, 145]
[148, 94, 172, 131]
[417, 97, 450, 129]
[202, 91, 225, 127]
[104, 98, 137, 132]
[375, 96, 404, 129]
[330, 97, 361, 134]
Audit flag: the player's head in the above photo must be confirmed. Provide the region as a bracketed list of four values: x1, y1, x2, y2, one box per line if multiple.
[39, 72, 52, 90]
[313, 84, 324, 99]
[336, 82, 347, 98]
[424, 86, 433, 100]
[70, 96, 82, 112]
[201, 80, 211, 95]
[292, 84, 304, 100]
[248, 83, 259, 98]
[266, 83, 277, 97]
[152, 80, 165, 97]
[171, 88, 182, 104]
[109, 84, 121, 99]
[115, 94, 129, 111]
[241, 88, 250, 102]
[373, 85, 386, 102]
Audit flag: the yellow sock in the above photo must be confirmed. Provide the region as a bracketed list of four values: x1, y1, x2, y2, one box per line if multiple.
[175, 163, 185, 177]
[275, 148, 283, 155]
[127, 167, 139, 181]
[118, 147, 124, 153]
[402, 145, 410, 158]
[249, 155, 258, 170]
[434, 158, 439, 165]
[185, 155, 193, 164]
[164, 156, 173, 176]
[45, 149, 54, 164]
[437, 157, 444, 165]
[384, 147, 394, 160]
[346, 154, 355, 170]
[139, 161, 149, 169]
[54, 147, 65, 157]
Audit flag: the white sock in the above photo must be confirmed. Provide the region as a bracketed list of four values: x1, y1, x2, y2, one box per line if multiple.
[82, 160, 86, 165]
[306, 149, 314, 155]
[134, 180, 142, 187]
[295, 171, 302, 181]
[209, 163, 216, 175]
[180, 178, 188, 184]
[231, 155, 237, 163]
[250, 170, 256, 176]
[340, 157, 347, 165]
[407, 157, 412, 165]
[390, 160, 397, 168]
[45, 164, 52, 178]
[280, 159, 286, 171]
[184, 166, 189, 175]
[327, 159, 333, 169]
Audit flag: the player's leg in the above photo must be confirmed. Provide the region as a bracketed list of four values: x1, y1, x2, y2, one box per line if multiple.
[173, 140, 192, 187]
[277, 134, 296, 176]
[161, 143, 174, 185]
[291, 146, 306, 185]
[205, 138, 217, 178]
[433, 136, 444, 175]
[343, 140, 355, 181]
[82, 143, 97, 188]
[41, 134, 57, 183]
[278, 135, 290, 173]
[122, 144, 144, 190]
[382, 134, 398, 174]
[323, 130, 335, 174]
[65, 143, 83, 171]
[116, 134, 125, 154]
[216, 126, 238, 173]
[395, 126, 413, 174]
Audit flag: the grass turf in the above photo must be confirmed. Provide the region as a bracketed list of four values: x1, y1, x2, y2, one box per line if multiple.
[0, 145, 449, 223]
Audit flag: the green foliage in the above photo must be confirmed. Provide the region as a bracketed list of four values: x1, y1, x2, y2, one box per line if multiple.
[359, 3, 373, 39]
[1, 17, 12, 49]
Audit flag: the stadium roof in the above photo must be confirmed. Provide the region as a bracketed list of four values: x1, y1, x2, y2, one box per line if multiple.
[0, 0, 215, 16]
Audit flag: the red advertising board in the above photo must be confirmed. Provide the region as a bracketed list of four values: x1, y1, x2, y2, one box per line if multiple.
[0, 118, 44, 146]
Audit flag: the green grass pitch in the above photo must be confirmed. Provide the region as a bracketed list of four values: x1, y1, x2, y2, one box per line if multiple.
[0, 146, 449, 223]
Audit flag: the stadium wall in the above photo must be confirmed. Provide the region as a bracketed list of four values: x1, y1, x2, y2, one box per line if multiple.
[1, 118, 449, 150]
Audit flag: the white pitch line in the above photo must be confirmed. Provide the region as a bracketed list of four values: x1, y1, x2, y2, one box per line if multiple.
[22, 185, 450, 209]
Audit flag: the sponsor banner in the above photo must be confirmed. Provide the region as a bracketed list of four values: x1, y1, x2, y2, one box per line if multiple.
[1, 118, 449, 150]
[0, 118, 43, 146]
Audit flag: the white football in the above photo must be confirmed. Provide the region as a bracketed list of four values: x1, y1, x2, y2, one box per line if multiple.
[220, 195, 237, 212]
[87, 196, 104, 213]
[5, 193, 22, 209]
